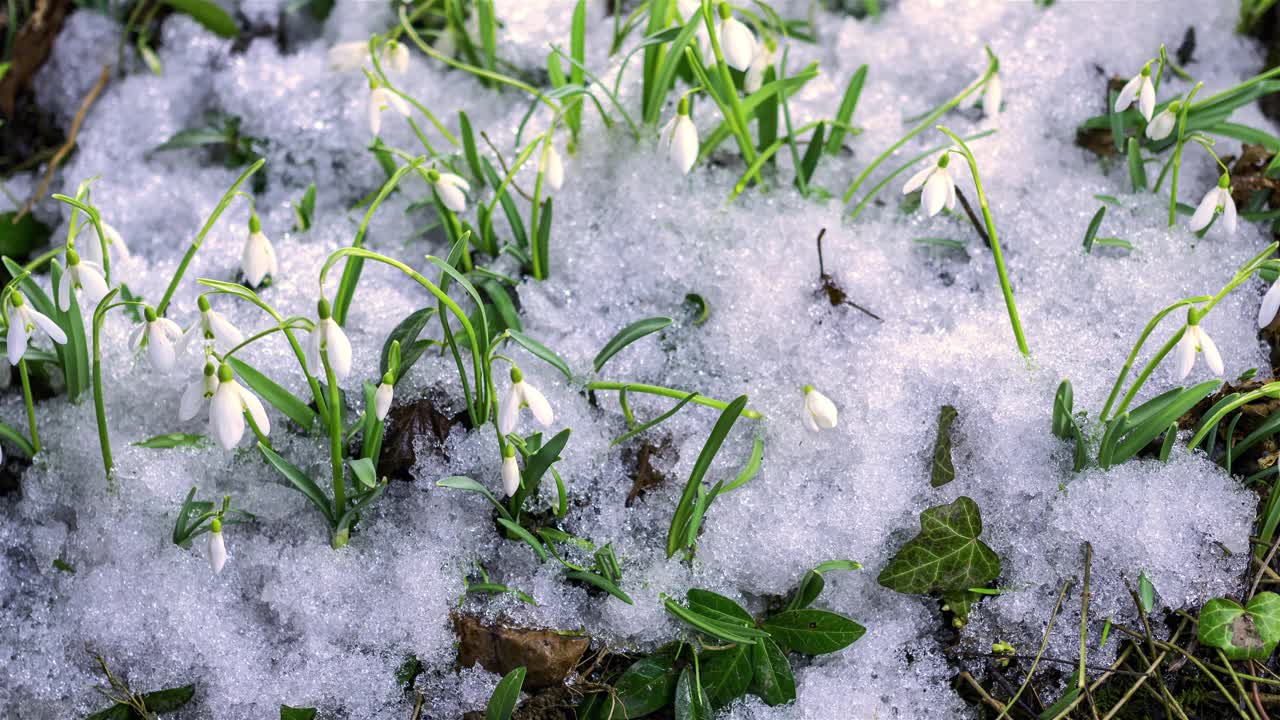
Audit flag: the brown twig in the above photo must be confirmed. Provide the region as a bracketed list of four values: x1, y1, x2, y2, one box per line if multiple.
[480, 130, 534, 202]
[15, 63, 111, 221]
[960, 671, 1007, 714]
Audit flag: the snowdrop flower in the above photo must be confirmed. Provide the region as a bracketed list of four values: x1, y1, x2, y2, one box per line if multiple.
[1144, 101, 1180, 141]
[501, 445, 521, 497]
[241, 212, 278, 289]
[368, 85, 410, 136]
[56, 249, 108, 311]
[902, 152, 958, 217]
[78, 221, 130, 269]
[981, 71, 1003, 116]
[6, 291, 66, 365]
[1174, 319, 1224, 380]
[1115, 63, 1156, 121]
[305, 298, 353, 381]
[428, 168, 471, 212]
[374, 372, 394, 421]
[209, 363, 271, 449]
[208, 517, 227, 574]
[802, 385, 838, 432]
[131, 305, 184, 373]
[540, 144, 565, 191]
[498, 366, 554, 435]
[179, 362, 219, 422]
[179, 295, 244, 356]
[744, 39, 776, 94]
[716, 3, 755, 71]
[1189, 173, 1237, 235]
[386, 40, 410, 74]
[1260, 278, 1280, 328]
[661, 97, 699, 175]
[328, 41, 369, 71]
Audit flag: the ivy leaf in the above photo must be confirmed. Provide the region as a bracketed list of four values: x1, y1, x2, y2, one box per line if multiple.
[749, 638, 796, 706]
[1198, 593, 1280, 661]
[611, 654, 678, 718]
[930, 405, 958, 487]
[761, 609, 865, 655]
[698, 645, 753, 708]
[877, 496, 1001, 619]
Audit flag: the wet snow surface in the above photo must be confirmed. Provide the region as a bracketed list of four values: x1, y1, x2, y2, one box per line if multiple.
[0, 0, 1271, 717]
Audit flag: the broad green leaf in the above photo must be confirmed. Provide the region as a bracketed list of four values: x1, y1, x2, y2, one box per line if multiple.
[611, 654, 678, 718]
[930, 405, 958, 487]
[228, 357, 317, 432]
[686, 588, 753, 626]
[1198, 593, 1280, 661]
[486, 667, 526, 720]
[348, 457, 377, 489]
[161, 0, 239, 37]
[762, 609, 865, 655]
[594, 317, 672, 372]
[139, 684, 196, 712]
[664, 596, 770, 644]
[85, 704, 134, 720]
[134, 433, 208, 449]
[257, 442, 334, 525]
[380, 307, 436, 381]
[749, 638, 796, 706]
[1138, 572, 1156, 613]
[699, 645, 753, 709]
[877, 496, 1001, 618]
[0, 211, 50, 258]
[280, 706, 317, 720]
[1051, 379, 1074, 438]
[673, 667, 710, 720]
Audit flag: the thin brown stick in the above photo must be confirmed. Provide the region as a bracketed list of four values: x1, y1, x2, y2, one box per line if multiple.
[960, 671, 1008, 714]
[1251, 532, 1280, 600]
[15, 63, 111, 221]
[996, 579, 1072, 720]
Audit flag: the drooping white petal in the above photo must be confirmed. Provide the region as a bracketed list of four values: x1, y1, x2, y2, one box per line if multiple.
[1188, 187, 1219, 232]
[28, 308, 66, 345]
[242, 231, 276, 288]
[375, 382, 393, 421]
[210, 381, 245, 450]
[983, 72, 1003, 115]
[718, 16, 755, 71]
[541, 145, 565, 191]
[1220, 189, 1238, 234]
[389, 42, 410, 74]
[56, 271, 73, 312]
[1174, 329, 1197, 380]
[744, 47, 773, 93]
[902, 166, 933, 195]
[520, 381, 554, 427]
[304, 326, 323, 377]
[1198, 328, 1224, 375]
[805, 390, 838, 430]
[1259, 281, 1280, 328]
[385, 90, 411, 117]
[208, 311, 244, 351]
[77, 263, 109, 305]
[147, 326, 177, 372]
[434, 178, 468, 213]
[498, 383, 522, 435]
[208, 530, 227, 573]
[922, 170, 951, 217]
[801, 406, 820, 432]
[1138, 76, 1155, 122]
[666, 115, 699, 175]
[328, 41, 368, 71]
[1145, 109, 1177, 141]
[7, 320, 28, 365]
[501, 454, 521, 497]
[943, 169, 958, 211]
[178, 377, 208, 422]
[237, 383, 271, 437]
[1114, 75, 1142, 113]
[321, 319, 353, 380]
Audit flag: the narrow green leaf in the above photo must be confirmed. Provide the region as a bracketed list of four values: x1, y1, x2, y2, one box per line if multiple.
[1082, 206, 1106, 253]
[486, 667, 526, 720]
[134, 433, 209, 449]
[565, 570, 634, 604]
[497, 518, 548, 561]
[161, 0, 239, 37]
[667, 395, 749, 557]
[664, 597, 770, 644]
[825, 64, 866, 155]
[505, 330, 572, 380]
[1126, 137, 1146, 191]
[257, 442, 334, 524]
[594, 317, 673, 372]
[687, 588, 753, 626]
[437, 475, 514, 521]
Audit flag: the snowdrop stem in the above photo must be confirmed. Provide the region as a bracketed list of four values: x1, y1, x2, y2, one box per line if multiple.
[685, 42, 756, 173]
[155, 159, 265, 317]
[321, 350, 347, 523]
[367, 36, 458, 148]
[936, 126, 1029, 358]
[843, 51, 997, 206]
[51, 193, 114, 286]
[1100, 297, 1210, 422]
[849, 129, 997, 221]
[90, 290, 143, 485]
[529, 130, 556, 280]
[1188, 385, 1280, 450]
[483, 137, 550, 226]
[1166, 83, 1203, 228]
[547, 44, 641, 140]
[586, 381, 763, 418]
[18, 359, 38, 454]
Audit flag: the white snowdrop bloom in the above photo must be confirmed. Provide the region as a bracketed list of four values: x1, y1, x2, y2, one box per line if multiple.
[328, 41, 369, 71]
[387, 40, 410, 74]
[982, 71, 1003, 115]
[241, 213, 278, 289]
[56, 249, 108, 312]
[209, 363, 271, 449]
[6, 291, 67, 365]
[744, 41, 776, 94]
[716, 4, 755, 71]
[368, 86, 410, 136]
[374, 373, 394, 421]
[498, 366, 554, 435]
[1189, 175, 1237, 234]
[1174, 323, 1224, 380]
[661, 98, 699, 175]
[130, 306, 184, 373]
[501, 446, 521, 497]
[902, 152, 958, 217]
[1259, 278, 1280, 328]
[1115, 63, 1156, 121]
[541, 144, 565, 191]
[179, 363, 219, 422]
[428, 169, 471, 212]
[77, 221, 130, 269]
[207, 519, 227, 574]
[305, 299, 353, 381]
[179, 295, 244, 356]
[1145, 102, 1180, 141]
[802, 385, 838, 432]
